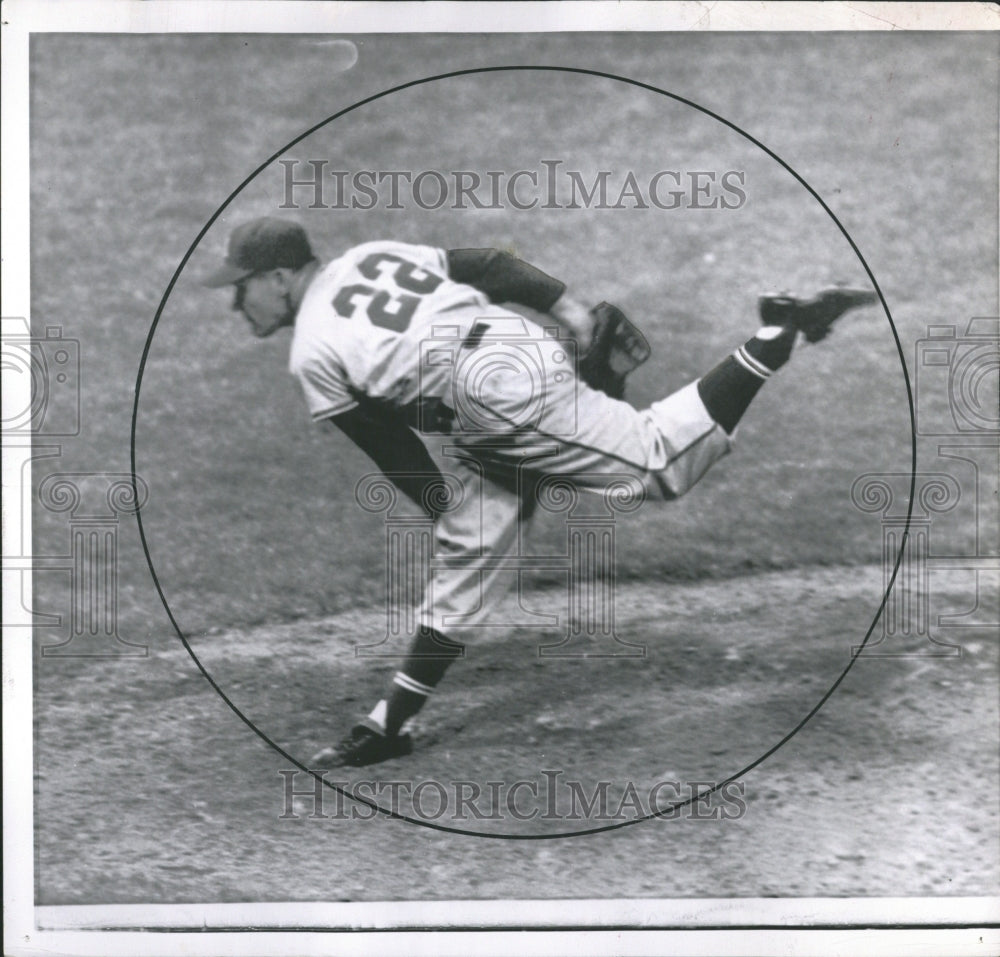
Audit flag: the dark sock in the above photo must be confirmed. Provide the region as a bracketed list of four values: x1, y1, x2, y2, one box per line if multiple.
[744, 326, 796, 372]
[697, 327, 796, 433]
[368, 627, 464, 737]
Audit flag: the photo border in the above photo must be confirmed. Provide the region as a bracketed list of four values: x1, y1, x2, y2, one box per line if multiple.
[4, 3, 998, 956]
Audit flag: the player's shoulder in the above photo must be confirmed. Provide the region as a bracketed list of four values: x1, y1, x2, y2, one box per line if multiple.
[334, 239, 448, 273]
[288, 332, 340, 376]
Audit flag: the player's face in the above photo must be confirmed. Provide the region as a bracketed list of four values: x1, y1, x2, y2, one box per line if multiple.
[233, 271, 294, 338]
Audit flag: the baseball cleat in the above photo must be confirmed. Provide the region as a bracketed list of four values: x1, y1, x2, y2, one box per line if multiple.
[758, 287, 878, 343]
[309, 725, 413, 768]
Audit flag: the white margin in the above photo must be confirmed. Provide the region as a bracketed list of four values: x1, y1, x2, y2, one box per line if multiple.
[2, 3, 998, 957]
[33, 896, 1000, 930]
[2, 2, 35, 956]
[1, 0, 999, 33]
[9, 928, 1000, 957]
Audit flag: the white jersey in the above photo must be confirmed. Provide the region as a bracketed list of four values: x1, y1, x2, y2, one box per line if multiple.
[283, 239, 733, 647]
[290, 240, 508, 422]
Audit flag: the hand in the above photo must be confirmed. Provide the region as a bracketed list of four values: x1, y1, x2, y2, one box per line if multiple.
[549, 293, 596, 352]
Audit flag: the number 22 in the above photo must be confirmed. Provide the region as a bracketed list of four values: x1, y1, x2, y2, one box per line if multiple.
[332, 253, 443, 332]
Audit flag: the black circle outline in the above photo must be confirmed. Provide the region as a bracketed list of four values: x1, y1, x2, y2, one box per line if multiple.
[130, 65, 916, 840]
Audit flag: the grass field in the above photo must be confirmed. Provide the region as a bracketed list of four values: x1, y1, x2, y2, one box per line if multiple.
[28, 31, 999, 906]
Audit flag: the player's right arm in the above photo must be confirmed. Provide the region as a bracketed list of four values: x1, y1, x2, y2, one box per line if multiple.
[321, 401, 447, 520]
[446, 248, 594, 349]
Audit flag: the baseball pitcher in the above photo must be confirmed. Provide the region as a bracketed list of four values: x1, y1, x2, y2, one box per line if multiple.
[203, 217, 876, 767]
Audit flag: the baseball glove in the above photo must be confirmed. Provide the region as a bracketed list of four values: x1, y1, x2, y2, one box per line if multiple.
[577, 301, 652, 399]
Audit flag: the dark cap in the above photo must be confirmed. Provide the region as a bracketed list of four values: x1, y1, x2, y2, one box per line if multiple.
[201, 217, 315, 287]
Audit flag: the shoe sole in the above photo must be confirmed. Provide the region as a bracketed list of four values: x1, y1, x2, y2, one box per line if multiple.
[309, 733, 413, 769]
[759, 287, 877, 342]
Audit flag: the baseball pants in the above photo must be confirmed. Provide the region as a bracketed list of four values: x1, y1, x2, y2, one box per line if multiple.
[418, 341, 732, 640]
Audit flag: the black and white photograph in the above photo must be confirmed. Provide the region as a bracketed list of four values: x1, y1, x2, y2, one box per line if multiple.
[3, 2, 998, 955]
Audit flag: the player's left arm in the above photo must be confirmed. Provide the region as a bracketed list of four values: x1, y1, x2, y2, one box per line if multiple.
[446, 248, 594, 348]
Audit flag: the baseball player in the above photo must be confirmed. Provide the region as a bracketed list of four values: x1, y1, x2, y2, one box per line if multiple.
[203, 216, 876, 768]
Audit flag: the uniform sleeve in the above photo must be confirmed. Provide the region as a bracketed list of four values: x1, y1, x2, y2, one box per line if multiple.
[326, 403, 448, 519]
[295, 356, 358, 421]
[446, 248, 566, 312]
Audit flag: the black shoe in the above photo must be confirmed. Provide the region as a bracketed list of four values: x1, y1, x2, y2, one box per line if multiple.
[759, 287, 877, 343]
[309, 725, 413, 769]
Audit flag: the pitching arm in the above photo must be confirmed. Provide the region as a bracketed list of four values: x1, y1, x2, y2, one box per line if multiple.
[323, 402, 446, 520]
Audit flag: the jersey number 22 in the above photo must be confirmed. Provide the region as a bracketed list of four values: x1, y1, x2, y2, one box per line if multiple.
[332, 252, 443, 332]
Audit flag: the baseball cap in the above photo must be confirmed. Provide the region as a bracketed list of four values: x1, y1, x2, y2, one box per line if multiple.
[201, 217, 315, 287]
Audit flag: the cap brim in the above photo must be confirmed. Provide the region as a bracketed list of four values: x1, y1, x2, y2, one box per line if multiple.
[200, 262, 254, 288]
